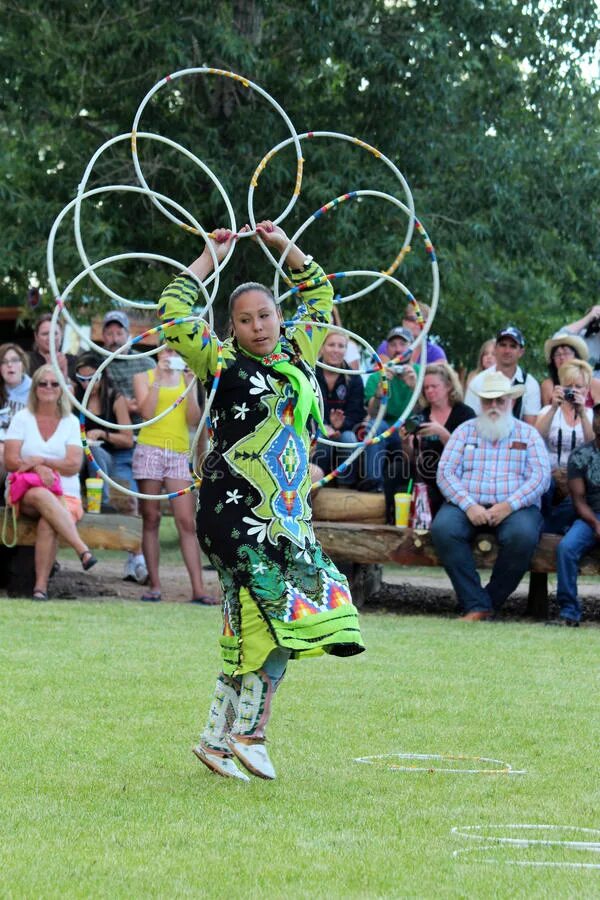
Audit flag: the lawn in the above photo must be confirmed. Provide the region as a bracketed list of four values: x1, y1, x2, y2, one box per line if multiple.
[1, 600, 599, 898]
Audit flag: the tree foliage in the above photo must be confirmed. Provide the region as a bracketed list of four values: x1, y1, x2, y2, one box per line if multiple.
[1, 0, 598, 373]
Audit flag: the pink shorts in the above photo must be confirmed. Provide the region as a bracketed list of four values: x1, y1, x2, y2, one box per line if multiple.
[132, 444, 192, 483]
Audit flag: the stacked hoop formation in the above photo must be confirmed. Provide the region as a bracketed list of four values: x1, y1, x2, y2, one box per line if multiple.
[47, 67, 439, 501]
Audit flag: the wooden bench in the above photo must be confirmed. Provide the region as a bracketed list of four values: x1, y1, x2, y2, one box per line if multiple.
[0, 510, 142, 596]
[313, 520, 600, 619]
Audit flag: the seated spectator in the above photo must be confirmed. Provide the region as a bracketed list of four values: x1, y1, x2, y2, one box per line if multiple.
[431, 371, 550, 621]
[331, 305, 360, 370]
[28, 313, 77, 381]
[132, 346, 216, 604]
[541, 331, 600, 407]
[102, 309, 154, 584]
[0, 343, 32, 477]
[554, 405, 600, 626]
[313, 332, 365, 486]
[535, 359, 594, 534]
[4, 365, 98, 600]
[561, 305, 600, 375]
[73, 352, 134, 508]
[363, 326, 419, 497]
[465, 339, 495, 389]
[465, 326, 541, 425]
[403, 363, 475, 517]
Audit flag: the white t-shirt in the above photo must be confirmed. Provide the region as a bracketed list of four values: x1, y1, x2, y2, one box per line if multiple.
[465, 364, 542, 419]
[538, 404, 592, 470]
[6, 409, 82, 498]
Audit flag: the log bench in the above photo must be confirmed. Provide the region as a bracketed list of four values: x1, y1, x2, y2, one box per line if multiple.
[311, 488, 600, 618]
[0, 510, 142, 596]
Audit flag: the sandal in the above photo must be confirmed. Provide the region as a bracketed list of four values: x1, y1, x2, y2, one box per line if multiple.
[190, 595, 220, 606]
[80, 550, 98, 571]
[32, 589, 48, 601]
[141, 591, 162, 602]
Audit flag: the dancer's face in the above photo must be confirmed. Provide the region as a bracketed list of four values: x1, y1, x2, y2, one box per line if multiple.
[231, 290, 281, 356]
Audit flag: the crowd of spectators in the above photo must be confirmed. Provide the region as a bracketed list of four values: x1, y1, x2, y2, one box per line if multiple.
[3, 301, 600, 623]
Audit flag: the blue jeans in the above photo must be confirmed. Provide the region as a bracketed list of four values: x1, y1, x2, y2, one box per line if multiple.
[312, 430, 359, 486]
[363, 421, 404, 488]
[556, 516, 600, 622]
[431, 503, 543, 614]
[541, 478, 575, 535]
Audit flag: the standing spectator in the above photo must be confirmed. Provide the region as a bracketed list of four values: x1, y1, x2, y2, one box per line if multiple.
[465, 326, 541, 425]
[132, 346, 214, 604]
[432, 371, 550, 620]
[4, 365, 97, 600]
[554, 404, 600, 626]
[102, 309, 154, 583]
[0, 343, 32, 476]
[404, 363, 475, 517]
[402, 302, 447, 365]
[313, 332, 365, 486]
[73, 351, 133, 508]
[561, 305, 600, 375]
[363, 326, 418, 494]
[535, 359, 594, 534]
[28, 313, 77, 381]
[540, 330, 600, 407]
[465, 339, 496, 389]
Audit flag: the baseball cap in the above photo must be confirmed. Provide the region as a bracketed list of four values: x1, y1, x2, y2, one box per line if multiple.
[496, 325, 525, 347]
[387, 326, 413, 343]
[102, 310, 130, 330]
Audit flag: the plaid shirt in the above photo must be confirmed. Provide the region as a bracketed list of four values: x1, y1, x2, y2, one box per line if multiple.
[106, 352, 156, 424]
[437, 418, 550, 512]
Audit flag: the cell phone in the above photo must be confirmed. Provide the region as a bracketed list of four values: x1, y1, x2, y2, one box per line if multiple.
[168, 356, 186, 371]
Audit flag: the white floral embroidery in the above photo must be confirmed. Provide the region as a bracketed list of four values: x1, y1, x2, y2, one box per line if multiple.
[233, 402, 249, 420]
[249, 372, 268, 395]
[226, 489, 242, 505]
[295, 548, 312, 564]
[242, 516, 268, 543]
[252, 561, 267, 575]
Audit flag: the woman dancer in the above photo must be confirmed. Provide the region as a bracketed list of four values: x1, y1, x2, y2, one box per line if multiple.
[157, 221, 364, 781]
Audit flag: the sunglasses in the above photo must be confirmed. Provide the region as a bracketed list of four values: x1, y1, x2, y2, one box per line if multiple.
[403, 315, 418, 322]
[38, 380, 60, 388]
[0, 357, 23, 365]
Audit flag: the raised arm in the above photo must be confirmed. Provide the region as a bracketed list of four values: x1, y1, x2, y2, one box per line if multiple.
[158, 230, 235, 381]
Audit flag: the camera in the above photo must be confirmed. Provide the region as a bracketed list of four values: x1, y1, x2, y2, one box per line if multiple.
[563, 388, 576, 403]
[168, 356, 186, 371]
[585, 318, 600, 337]
[403, 413, 426, 435]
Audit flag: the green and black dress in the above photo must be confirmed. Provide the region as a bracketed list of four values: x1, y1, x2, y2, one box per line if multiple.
[158, 259, 364, 675]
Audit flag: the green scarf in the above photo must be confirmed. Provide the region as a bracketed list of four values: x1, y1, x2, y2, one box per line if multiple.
[240, 341, 324, 436]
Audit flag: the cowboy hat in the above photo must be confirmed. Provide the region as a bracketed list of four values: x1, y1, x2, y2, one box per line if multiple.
[472, 371, 525, 399]
[543, 330, 588, 364]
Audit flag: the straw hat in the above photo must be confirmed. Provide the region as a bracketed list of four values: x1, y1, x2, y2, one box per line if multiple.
[543, 330, 588, 364]
[472, 371, 525, 399]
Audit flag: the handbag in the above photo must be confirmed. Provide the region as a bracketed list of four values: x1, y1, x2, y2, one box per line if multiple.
[8, 470, 63, 505]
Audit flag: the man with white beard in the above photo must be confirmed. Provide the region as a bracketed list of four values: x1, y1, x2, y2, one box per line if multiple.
[431, 371, 551, 620]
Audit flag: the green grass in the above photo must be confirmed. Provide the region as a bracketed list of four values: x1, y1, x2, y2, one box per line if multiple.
[1, 602, 599, 898]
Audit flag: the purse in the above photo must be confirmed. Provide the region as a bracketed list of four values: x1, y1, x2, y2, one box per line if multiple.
[8, 470, 63, 505]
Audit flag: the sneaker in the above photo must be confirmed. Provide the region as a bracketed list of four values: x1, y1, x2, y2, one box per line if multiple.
[133, 555, 148, 585]
[122, 553, 136, 582]
[227, 736, 276, 780]
[192, 744, 250, 782]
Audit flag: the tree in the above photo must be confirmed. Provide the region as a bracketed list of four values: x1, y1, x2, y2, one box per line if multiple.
[1, 0, 598, 374]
